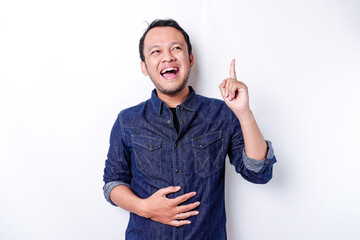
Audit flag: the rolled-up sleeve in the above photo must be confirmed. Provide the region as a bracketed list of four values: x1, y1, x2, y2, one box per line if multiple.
[103, 113, 132, 206]
[103, 181, 131, 206]
[228, 114, 277, 184]
[242, 140, 275, 173]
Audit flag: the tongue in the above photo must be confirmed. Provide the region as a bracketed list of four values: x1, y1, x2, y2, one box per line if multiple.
[162, 72, 177, 79]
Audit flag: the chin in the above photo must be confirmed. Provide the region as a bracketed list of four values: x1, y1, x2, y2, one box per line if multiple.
[158, 82, 188, 95]
[159, 87, 184, 95]
[150, 72, 190, 96]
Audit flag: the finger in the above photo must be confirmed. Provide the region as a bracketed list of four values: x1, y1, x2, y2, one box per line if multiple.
[219, 79, 226, 89]
[219, 79, 227, 99]
[225, 78, 233, 98]
[174, 211, 199, 221]
[172, 191, 196, 205]
[227, 80, 238, 100]
[229, 58, 237, 79]
[176, 201, 200, 213]
[226, 79, 247, 100]
[159, 186, 181, 196]
[169, 219, 191, 227]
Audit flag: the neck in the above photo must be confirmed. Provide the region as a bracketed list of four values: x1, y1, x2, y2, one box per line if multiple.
[156, 85, 190, 108]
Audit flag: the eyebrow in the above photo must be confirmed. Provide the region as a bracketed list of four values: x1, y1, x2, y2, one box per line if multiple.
[147, 42, 185, 52]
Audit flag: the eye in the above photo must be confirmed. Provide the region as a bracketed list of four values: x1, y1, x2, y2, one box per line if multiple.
[173, 46, 181, 51]
[151, 50, 160, 55]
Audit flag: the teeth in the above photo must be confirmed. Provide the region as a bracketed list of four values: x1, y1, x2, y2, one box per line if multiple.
[161, 68, 178, 74]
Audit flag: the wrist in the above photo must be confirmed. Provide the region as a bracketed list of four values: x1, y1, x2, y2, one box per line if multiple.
[137, 198, 151, 218]
[235, 109, 254, 123]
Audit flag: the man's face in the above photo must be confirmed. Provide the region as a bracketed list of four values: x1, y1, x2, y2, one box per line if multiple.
[141, 27, 194, 96]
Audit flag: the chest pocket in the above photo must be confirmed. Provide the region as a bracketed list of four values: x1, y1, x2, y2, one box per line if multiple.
[132, 135, 162, 179]
[192, 131, 224, 178]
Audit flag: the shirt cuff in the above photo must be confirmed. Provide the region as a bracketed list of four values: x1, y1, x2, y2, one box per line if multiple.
[103, 181, 131, 206]
[242, 140, 275, 173]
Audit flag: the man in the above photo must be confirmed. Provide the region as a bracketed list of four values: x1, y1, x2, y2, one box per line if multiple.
[103, 19, 276, 240]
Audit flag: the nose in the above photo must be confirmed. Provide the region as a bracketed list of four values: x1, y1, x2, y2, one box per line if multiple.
[162, 50, 175, 63]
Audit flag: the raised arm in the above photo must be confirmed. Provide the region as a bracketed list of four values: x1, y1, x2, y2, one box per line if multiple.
[219, 59, 267, 160]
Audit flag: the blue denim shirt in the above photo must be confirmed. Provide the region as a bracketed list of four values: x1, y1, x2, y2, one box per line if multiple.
[103, 87, 276, 240]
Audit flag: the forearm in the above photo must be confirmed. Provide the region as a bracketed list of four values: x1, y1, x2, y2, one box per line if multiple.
[109, 185, 199, 226]
[235, 110, 267, 160]
[110, 185, 146, 217]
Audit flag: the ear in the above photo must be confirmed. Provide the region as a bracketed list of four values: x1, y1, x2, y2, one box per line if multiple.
[141, 61, 149, 76]
[189, 53, 195, 68]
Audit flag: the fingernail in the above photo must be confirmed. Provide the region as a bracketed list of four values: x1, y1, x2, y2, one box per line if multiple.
[176, 186, 181, 190]
[195, 211, 199, 215]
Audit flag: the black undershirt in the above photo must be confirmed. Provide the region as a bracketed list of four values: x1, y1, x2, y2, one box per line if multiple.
[169, 108, 180, 134]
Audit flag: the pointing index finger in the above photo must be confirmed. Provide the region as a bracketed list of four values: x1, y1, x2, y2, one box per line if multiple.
[229, 58, 237, 79]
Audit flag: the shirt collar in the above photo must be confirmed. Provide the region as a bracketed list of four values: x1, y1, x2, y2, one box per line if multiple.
[151, 86, 197, 116]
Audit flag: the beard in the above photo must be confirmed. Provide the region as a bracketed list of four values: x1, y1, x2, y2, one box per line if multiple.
[149, 70, 190, 96]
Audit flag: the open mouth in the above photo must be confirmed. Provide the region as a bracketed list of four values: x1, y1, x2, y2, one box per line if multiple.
[160, 67, 179, 80]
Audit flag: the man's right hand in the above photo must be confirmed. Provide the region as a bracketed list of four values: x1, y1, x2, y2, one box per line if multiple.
[140, 186, 200, 227]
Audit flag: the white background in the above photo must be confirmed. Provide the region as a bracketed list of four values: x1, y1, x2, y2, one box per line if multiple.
[1, 0, 359, 239]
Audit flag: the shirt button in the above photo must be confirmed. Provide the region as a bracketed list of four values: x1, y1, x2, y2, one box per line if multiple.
[174, 143, 178, 147]
[175, 169, 179, 173]
[265, 160, 269, 164]
[166, 120, 171, 124]
[180, 120, 184, 124]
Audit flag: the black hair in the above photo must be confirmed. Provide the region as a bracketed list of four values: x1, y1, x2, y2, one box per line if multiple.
[139, 19, 192, 62]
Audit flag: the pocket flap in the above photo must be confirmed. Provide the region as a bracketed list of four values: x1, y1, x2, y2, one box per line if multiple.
[191, 131, 222, 149]
[132, 135, 161, 151]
